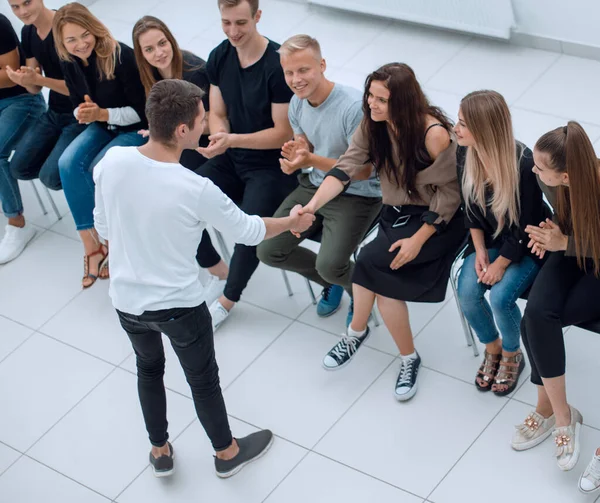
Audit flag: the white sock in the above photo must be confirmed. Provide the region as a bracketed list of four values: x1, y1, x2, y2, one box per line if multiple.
[348, 326, 367, 338]
[400, 351, 417, 360]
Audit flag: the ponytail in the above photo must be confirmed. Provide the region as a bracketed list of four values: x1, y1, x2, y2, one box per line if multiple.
[536, 121, 600, 275]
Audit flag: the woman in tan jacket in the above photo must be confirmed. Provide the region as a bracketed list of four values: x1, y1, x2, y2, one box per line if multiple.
[301, 63, 464, 401]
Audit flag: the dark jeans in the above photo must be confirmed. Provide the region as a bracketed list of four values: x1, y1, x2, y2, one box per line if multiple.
[117, 302, 233, 451]
[195, 152, 298, 302]
[10, 109, 85, 190]
[521, 252, 600, 385]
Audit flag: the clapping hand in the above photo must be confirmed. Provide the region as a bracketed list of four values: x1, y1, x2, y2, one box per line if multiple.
[138, 129, 150, 138]
[290, 204, 315, 237]
[5, 65, 40, 87]
[77, 95, 106, 124]
[279, 136, 312, 174]
[526, 219, 568, 258]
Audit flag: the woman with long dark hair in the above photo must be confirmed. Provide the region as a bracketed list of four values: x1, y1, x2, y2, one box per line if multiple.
[511, 122, 600, 491]
[302, 63, 464, 400]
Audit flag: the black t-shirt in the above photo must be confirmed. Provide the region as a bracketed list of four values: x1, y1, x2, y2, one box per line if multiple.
[21, 24, 72, 113]
[206, 39, 293, 167]
[0, 14, 27, 100]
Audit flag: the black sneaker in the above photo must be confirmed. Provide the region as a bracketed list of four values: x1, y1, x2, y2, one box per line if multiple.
[149, 442, 174, 478]
[214, 430, 274, 478]
[394, 352, 421, 402]
[322, 327, 370, 370]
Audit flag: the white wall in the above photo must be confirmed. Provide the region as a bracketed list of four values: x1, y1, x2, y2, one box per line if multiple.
[512, 0, 600, 49]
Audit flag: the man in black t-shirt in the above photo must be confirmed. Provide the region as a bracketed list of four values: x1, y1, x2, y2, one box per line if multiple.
[6, 0, 84, 192]
[0, 12, 45, 265]
[194, 0, 298, 331]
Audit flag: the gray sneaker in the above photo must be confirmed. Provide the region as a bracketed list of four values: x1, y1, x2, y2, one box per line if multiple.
[149, 442, 174, 478]
[214, 430, 274, 478]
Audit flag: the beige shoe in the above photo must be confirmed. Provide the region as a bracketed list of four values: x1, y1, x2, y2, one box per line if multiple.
[511, 410, 556, 451]
[553, 406, 584, 471]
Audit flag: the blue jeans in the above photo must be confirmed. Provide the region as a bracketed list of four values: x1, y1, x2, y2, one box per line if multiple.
[0, 94, 46, 217]
[457, 248, 540, 352]
[58, 123, 146, 230]
[10, 109, 85, 190]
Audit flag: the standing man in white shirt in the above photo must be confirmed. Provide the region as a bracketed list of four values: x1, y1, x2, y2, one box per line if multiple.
[93, 79, 314, 479]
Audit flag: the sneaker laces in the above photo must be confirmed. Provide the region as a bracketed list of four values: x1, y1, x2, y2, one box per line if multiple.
[396, 358, 415, 388]
[585, 456, 600, 481]
[321, 285, 333, 302]
[330, 334, 361, 361]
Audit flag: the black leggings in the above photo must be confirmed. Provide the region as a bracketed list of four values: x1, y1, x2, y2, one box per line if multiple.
[521, 252, 600, 385]
[194, 152, 297, 302]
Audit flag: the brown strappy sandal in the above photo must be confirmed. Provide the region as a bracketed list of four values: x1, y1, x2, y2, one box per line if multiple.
[82, 245, 109, 289]
[492, 351, 525, 397]
[475, 350, 501, 392]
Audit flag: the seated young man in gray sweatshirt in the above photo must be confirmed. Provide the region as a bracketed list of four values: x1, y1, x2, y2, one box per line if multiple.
[257, 35, 382, 326]
[93, 79, 314, 479]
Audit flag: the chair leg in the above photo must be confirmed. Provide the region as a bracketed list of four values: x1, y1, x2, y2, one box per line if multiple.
[370, 307, 381, 327]
[43, 186, 62, 220]
[212, 229, 231, 264]
[281, 270, 294, 297]
[305, 278, 317, 305]
[449, 266, 480, 357]
[30, 180, 48, 215]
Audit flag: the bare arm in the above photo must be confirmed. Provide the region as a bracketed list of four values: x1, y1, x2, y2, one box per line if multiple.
[229, 102, 292, 150]
[208, 84, 229, 134]
[29, 56, 69, 96]
[303, 175, 345, 214]
[0, 49, 20, 88]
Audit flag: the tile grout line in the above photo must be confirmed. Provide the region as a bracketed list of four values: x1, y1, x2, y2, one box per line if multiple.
[0, 331, 35, 367]
[509, 51, 564, 107]
[423, 36, 475, 87]
[424, 398, 512, 500]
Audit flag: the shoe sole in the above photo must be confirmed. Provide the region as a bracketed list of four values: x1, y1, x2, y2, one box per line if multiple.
[394, 379, 418, 402]
[558, 422, 582, 472]
[316, 303, 342, 318]
[578, 474, 600, 495]
[216, 434, 274, 479]
[321, 330, 372, 372]
[510, 427, 554, 451]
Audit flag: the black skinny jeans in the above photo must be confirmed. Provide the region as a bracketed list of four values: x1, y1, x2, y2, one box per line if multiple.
[117, 303, 233, 450]
[521, 252, 600, 385]
[194, 151, 298, 302]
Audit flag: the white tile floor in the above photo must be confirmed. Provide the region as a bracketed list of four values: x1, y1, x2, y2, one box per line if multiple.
[3, 1, 600, 502]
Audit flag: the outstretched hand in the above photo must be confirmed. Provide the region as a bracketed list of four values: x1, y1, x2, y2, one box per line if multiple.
[289, 204, 315, 237]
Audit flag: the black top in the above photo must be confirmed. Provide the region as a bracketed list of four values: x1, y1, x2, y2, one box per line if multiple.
[153, 51, 210, 111]
[205, 39, 293, 167]
[457, 143, 551, 264]
[61, 42, 147, 131]
[0, 14, 27, 100]
[21, 24, 72, 113]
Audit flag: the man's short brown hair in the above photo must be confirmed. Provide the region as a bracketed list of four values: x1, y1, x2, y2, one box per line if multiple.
[218, 0, 259, 16]
[145, 80, 205, 146]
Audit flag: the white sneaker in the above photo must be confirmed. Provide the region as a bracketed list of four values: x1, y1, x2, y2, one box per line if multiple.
[0, 224, 36, 264]
[554, 406, 583, 471]
[204, 276, 227, 307]
[579, 450, 600, 494]
[511, 411, 556, 451]
[209, 300, 230, 333]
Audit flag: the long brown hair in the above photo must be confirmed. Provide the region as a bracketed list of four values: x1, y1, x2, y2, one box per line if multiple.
[535, 121, 600, 275]
[461, 90, 520, 238]
[132, 16, 186, 96]
[53, 2, 120, 80]
[363, 63, 451, 195]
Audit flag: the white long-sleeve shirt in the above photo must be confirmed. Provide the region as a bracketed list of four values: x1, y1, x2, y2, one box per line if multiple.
[93, 146, 266, 315]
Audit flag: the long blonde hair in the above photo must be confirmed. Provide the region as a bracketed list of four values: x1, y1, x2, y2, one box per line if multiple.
[461, 90, 520, 238]
[53, 2, 120, 80]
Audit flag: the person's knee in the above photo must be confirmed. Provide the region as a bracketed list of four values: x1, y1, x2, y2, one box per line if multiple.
[523, 295, 556, 325]
[489, 286, 516, 314]
[136, 355, 166, 381]
[256, 240, 281, 266]
[39, 167, 62, 190]
[456, 274, 481, 308]
[316, 254, 349, 285]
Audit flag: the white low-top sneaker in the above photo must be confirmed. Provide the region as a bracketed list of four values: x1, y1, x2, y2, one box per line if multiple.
[554, 406, 583, 471]
[579, 449, 600, 494]
[0, 224, 36, 264]
[511, 411, 556, 451]
[209, 300, 230, 333]
[204, 276, 227, 307]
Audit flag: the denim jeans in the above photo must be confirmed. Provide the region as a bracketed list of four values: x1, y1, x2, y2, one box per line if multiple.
[10, 109, 85, 190]
[0, 94, 46, 217]
[58, 123, 146, 230]
[457, 248, 540, 352]
[116, 303, 233, 451]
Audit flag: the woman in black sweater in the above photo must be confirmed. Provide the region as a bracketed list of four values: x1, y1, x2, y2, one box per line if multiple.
[454, 90, 549, 396]
[53, 2, 147, 289]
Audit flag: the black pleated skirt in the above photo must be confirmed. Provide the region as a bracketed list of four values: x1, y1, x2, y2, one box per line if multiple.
[353, 204, 466, 302]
